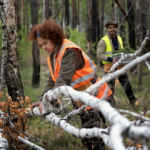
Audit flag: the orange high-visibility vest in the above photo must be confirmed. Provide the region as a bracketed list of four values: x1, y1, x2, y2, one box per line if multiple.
[47, 39, 112, 110]
[47, 39, 97, 89]
[86, 78, 112, 110]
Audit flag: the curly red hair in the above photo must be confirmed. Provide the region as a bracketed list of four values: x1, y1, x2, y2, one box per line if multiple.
[27, 19, 65, 44]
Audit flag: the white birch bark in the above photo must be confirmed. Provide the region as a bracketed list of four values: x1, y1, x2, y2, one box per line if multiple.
[17, 136, 44, 150]
[86, 52, 150, 93]
[110, 30, 150, 72]
[0, 3, 7, 91]
[0, 129, 9, 150]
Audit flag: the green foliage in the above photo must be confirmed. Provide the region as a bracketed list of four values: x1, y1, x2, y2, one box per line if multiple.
[17, 25, 32, 63]
[67, 27, 87, 53]
[113, 46, 135, 54]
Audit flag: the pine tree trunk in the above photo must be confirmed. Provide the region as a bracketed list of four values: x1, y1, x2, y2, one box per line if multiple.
[100, 0, 105, 38]
[92, 0, 100, 61]
[127, 0, 135, 50]
[22, 0, 25, 26]
[86, 0, 99, 61]
[72, 0, 76, 29]
[0, 0, 25, 103]
[26, 0, 29, 34]
[30, 0, 40, 88]
[15, 0, 21, 32]
[112, 0, 115, 20]
[65, 0, 69, 26]
[119, 0, 125, 42]
[77, 0, 79, 26]
[136, 0, 143, 85]
[45, 0, 51, 20]
[42, 0, 46, 23]
[86, 0, 92, 59]
[49, 0, 53, 19]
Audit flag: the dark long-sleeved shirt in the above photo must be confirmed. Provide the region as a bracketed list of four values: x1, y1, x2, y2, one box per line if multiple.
[39, 42, 85, 101]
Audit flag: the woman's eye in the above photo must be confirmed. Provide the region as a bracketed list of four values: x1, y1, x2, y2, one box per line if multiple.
[44, 42, 47, 45]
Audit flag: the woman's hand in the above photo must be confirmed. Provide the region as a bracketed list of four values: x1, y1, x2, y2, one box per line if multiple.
[30, 102, 43, 114]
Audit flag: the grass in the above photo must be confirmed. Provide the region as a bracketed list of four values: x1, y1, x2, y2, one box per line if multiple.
[19, 64, 150, 149]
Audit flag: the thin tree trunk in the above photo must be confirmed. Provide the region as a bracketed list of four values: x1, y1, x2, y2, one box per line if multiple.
[79, 0, 83, 32]
[49, 0, 53, 19]
[26, 0, 29, 34]
[100, 0, 105, 38]
[137, 0, 143, 85]
[92, 0, 100, 61]
[86, 0, 92, 59]
[22, 0, 25, 26]
[72, 0, 76, 29]
[0, 0, 25, 102]
[65, 0, 69, 26]
[30, 0, 40, 88]
[77, 0, 79, 26]
[15, 0, 21, 32]
[45, 0, 51, 20]
[62, 0, 65, 29]
[42, 0, 45, 23]
[119, 0, 125, 42]
[112, 0, 115, 20]
[114, 0, 128, 22]
[127, 0, 136, 50]
[87, 0, 99, 61]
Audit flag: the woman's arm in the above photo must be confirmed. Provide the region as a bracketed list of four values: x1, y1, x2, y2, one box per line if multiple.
[39, 73, 55, 101]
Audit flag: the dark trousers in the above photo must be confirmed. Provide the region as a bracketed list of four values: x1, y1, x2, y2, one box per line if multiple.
[107, 73, 137, 105]
[80, 111, 105, 150]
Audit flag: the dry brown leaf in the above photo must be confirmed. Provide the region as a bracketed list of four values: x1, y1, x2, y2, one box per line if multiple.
[20, 133, 25, 138]
[0, 91, 3, 98]
[136, 144, 142, 150]
[4, 113, 8, 117]
[28, 104, 31, 108]
[20, 100, 24, 105]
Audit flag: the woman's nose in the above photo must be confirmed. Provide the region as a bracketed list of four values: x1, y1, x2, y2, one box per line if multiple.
[42, 45, 46, 49]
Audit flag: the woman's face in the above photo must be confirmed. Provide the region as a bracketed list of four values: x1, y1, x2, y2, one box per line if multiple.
[37, 37, 55, 54]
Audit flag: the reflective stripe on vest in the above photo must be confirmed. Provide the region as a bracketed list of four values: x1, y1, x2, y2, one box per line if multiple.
[47, 39, 97, 89]
[102, 35, 123, 64]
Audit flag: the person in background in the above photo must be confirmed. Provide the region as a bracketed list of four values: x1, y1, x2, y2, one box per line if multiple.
[28, 19, 113, 150]
[97, 20, 138, 107]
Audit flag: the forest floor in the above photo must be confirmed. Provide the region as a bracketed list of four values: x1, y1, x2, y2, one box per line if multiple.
[19, 60, 150, 150]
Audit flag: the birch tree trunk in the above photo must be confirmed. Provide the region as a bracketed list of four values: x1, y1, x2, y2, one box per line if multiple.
[100, 0, 105, 38]
[30, 0, 40, 88]
[127, 0, 136, 50]
[136, 0, 143, 85]
[0, 0, 25, 103]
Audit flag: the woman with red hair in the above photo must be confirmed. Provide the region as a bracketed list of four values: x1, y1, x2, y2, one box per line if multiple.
[28, 19, 113, 150]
